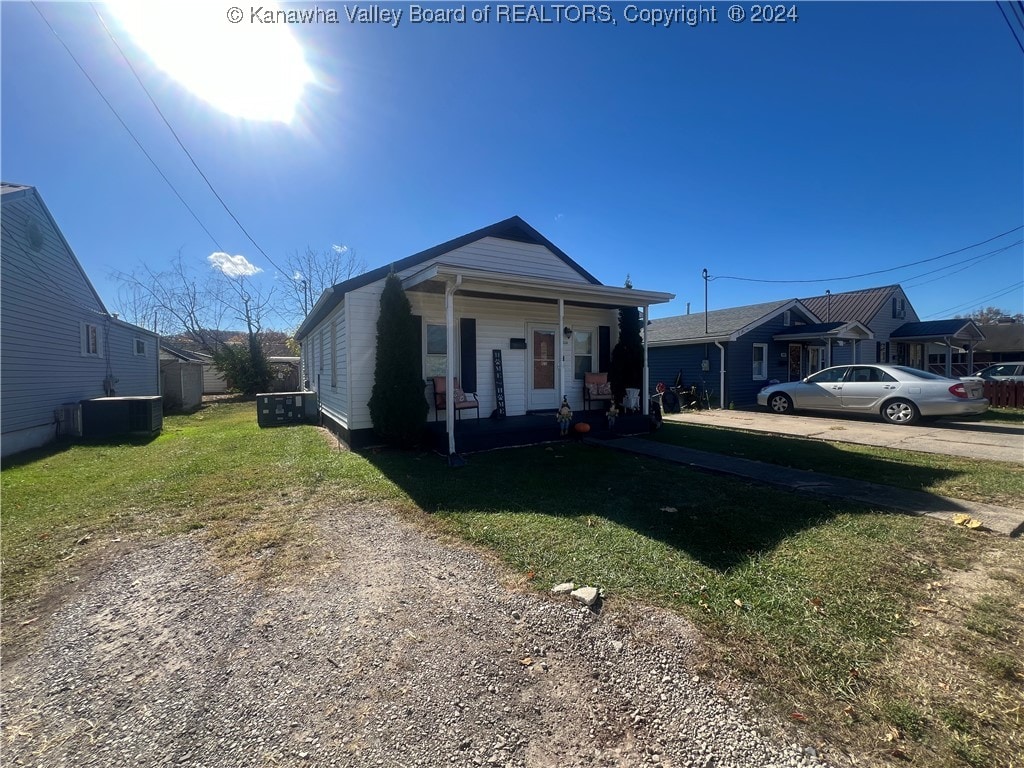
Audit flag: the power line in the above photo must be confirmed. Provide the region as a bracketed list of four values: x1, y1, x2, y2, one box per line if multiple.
[923, 281, 1024, 319]
[31, 3, 227, 253]
[91, 4, 294, 285]
[709, 225, 1023, 284]
[998, 2, 1024, 53]
[1001, 1, 1024, 53]
[903, 240, 1022, 289]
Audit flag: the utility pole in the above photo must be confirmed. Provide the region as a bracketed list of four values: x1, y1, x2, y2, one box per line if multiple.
[702, 268, 709, 335]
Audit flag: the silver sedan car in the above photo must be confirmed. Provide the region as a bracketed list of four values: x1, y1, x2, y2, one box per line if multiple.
[757, 364, 989, 425]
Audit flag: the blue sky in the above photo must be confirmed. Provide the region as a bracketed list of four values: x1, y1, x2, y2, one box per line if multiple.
[2, 1, 1022, 330]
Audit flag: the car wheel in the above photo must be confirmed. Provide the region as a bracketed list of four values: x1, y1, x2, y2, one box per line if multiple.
[767, 392, 794, 415]
[881, 398, 919, 426]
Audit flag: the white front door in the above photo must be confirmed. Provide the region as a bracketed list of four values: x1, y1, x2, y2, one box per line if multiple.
[527, 324, 558, 411]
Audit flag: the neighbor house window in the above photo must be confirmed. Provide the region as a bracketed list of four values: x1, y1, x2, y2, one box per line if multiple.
[892, 297, 906, 319]
[783, 311, 791, 327]
[425, 323, 447, 377]
[752, 343, 768, 379]
[81, 322, 101, 357]
[134, 338, 147, 356]
[573, 330, 593, 380]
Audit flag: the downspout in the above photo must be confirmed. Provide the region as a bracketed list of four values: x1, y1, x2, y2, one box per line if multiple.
[714, 341, 726, 409]
[445, 275, 463, 460]
[642, 304, 649, 416]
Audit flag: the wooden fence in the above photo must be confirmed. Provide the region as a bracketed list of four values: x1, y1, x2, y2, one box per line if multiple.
[983, 380, 1024, 409]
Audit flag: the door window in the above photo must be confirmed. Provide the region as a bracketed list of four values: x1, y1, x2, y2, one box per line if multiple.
[533, 329, 555, 389]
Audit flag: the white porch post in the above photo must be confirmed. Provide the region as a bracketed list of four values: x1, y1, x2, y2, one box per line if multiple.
[557, 297, 565, 407]
[642, 304, 649, 416]
[445, 277, 461, 457]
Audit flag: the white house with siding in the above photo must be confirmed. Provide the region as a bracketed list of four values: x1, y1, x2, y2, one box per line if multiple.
[294, 216, 674, 453]
[1, 182, 160, 457]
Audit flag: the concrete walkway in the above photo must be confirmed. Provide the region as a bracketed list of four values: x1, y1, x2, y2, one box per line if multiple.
[664, 409, 1024, 464]
[588, 435, 1024, 537]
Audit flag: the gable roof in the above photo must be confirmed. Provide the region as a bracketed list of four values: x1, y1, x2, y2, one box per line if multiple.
[1, 181, 110, 315]
[800, 285, 902, 325]
[296, 216, 602, 340]
[891, 319, 985, 341]
[647, 299, 809, 345]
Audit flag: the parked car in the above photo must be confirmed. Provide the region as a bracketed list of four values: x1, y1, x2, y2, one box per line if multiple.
[757, 364, 988, 425]
[962, 362, 1024, 383]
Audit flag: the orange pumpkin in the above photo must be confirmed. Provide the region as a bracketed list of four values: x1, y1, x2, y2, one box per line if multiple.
[573, 422, 591, 434]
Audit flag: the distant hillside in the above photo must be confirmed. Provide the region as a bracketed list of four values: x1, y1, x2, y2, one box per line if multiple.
[164, 330, 295, 357]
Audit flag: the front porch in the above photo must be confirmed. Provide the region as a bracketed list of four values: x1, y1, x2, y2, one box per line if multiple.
[425, 410, 650, 454]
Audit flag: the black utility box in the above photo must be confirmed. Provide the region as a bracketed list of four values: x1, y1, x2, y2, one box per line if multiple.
[81, 396, 163, 438]
[256, 391, 318, 427]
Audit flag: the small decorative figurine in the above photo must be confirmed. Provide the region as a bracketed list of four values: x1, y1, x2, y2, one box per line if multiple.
[556, 397, 573, 436]
[606, 403, 619, 430]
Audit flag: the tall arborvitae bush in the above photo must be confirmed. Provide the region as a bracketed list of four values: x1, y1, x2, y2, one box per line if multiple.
[608, 276, 644, 406]
[368, 272, 428, 446]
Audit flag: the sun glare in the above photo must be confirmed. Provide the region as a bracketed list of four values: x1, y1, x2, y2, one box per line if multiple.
[105, 2, 312, 123]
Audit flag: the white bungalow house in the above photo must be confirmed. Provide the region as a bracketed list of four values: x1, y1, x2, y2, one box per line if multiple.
[294, 216, 674, 453]
[1, 182, 161, 457]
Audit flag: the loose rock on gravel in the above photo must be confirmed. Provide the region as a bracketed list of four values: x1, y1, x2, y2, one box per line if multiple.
[1, 505, 832, 768]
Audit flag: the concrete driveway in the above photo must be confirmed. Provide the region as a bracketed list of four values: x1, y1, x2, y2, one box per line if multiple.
[664, 408, 1024, 464]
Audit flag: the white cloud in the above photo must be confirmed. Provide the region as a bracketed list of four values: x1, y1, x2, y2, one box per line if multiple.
[208, 252, 262, 278]
[332, 244, 349, 254]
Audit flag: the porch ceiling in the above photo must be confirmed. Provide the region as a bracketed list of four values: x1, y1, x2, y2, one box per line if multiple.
[402, 264, 674, 309]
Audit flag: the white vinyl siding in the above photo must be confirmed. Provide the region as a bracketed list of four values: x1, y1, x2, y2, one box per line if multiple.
[330, 319, 338, 388]
[435, 237, 591, 283]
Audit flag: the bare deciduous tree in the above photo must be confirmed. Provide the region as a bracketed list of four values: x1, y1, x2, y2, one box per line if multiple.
[281, 244, 366, 323]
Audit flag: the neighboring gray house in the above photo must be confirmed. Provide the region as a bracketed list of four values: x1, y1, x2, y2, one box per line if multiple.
[1, 182, 160, 457]
[802, 285, 984, 377]
[973, 320, 1024, 366]
[648, 284, 984, 408]
[294, 216, 673, 453]
[647, 299, 872, 409]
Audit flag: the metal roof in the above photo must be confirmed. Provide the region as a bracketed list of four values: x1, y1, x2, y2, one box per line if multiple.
[800, 285, 901, 324]
[891, 320, 985, 341]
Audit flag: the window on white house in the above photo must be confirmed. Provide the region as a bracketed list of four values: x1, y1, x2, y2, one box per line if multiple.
[573, 330, 593, 380]
[425, 323, 447, 378]
[134, 338, 147, 356]
[81, 323, 101, 357]
[752, 343, 768, 379]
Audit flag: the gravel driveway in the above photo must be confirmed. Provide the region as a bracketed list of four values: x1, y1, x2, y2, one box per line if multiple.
[2, 505, 831, 768]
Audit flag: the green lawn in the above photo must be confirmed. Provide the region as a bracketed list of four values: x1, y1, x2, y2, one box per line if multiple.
[2, 401, 1021, 768]
[650, 420, 1024, 509]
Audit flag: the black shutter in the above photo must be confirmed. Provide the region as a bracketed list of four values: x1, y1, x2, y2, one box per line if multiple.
[412, 315, 423, 380]
[598, 325, 611, 372]
[460, 318, 477, 392]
